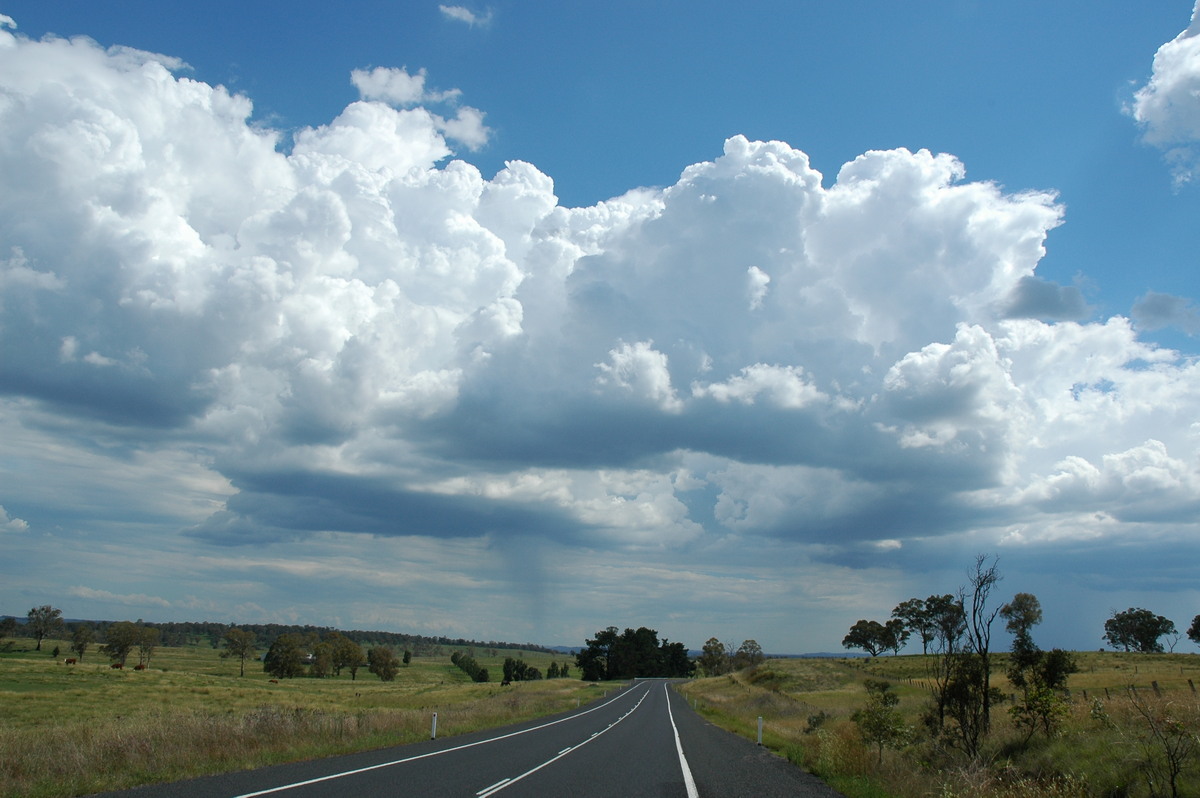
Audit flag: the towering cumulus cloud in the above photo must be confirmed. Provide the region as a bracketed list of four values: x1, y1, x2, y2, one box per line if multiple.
[1132, 1, 1200, 184]
[2, 17, 1199, 639]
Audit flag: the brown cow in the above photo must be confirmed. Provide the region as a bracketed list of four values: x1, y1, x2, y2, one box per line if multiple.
[65, 658, 77, 665]
[133, 664, 146, 670]
[110, 662, 123, 669]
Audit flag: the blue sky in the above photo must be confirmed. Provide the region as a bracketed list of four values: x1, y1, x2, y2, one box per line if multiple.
[2, 2, 1200, 654]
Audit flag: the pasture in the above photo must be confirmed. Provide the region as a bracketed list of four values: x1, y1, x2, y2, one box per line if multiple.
[8, 636, 1200, 798]
[0, 637, 593, 798]
[679, 651, 1200, 798]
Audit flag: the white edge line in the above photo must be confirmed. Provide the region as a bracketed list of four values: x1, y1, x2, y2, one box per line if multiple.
[232, 684, 643, 797]
[664, 683, 700, 798]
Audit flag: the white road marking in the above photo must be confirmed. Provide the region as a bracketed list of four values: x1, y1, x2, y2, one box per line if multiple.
[664, 683, 699, 798]
[231, 685, 645, 797]
[474, 688, 651, 797]
[477, 779, 510, 794]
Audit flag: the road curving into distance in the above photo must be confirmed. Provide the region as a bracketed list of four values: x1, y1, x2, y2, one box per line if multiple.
[92, 679, 844, 797]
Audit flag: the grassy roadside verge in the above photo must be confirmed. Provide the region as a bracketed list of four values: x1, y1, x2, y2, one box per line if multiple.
[0, 639, 598, 798]
[677, 652, 1200, 798]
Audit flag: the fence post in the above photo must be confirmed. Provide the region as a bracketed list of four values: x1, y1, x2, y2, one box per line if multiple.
[757, 716, 763, 746]
[431, 712, 438, 740]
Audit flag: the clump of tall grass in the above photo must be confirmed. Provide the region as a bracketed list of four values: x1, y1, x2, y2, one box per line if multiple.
[679, 657, 1200, 798]
[935, 765, 1091, 798]
[0, 707, 428, 797]
[0, 684, 590, 798]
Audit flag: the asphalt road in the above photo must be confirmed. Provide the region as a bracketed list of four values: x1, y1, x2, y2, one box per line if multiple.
[92, 680, 844, 797]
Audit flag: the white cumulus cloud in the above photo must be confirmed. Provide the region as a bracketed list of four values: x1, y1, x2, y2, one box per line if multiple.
[0, 505, 29, 534]
[349, 66, 489, 150]
[1131, 1, 1200, 184]
[2, 15, 1200, 648]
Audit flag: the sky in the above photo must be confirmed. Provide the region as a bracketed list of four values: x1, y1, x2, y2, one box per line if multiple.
[2, 1, 1200, 655]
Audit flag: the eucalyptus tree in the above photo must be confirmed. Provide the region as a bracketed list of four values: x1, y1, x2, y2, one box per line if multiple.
[221, 627, 259, 677]
[27, 605, 63, 651]
[1103, 608, 1176, 653]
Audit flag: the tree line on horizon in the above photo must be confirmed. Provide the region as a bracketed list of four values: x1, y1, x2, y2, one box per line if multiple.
[6, 611, 758, 686]
[1, 611, 555, 660]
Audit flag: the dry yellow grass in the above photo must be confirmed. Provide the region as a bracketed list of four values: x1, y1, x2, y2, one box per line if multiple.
[0, 637, 594, 798]
[677, 652, 1200, 798]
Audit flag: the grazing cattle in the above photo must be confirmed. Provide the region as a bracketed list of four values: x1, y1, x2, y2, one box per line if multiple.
[269, 679, 279, 684]
[133, 664, 146, 671]
[501, 679, 512, 686]
[65, 658, 77, 665]
[110, 662, 123, 669]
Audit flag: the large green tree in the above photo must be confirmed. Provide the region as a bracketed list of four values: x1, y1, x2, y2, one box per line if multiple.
[101, 621, 142, 666]
[659, 639, 693, 677]
[575, 626, 694, 680]
[368, 647, 400, 681]
[608, 627, 659, 678]
[70, 624, 95, 662]
[842, 620, 891, 657]
[576, 626, 619, 681]
[891, 598, 935, 654]
[221, 627, 259, 677]
[263, 633, 307, 679]
[504, 656, 538, 682]
[733, 639, 766, 669]
[136, 626, 160, 668]
[925, 594, 966, 654]
[999, 592, 1043, 652]
[27, 605, 63, 651]
[330, 633, 366, 680]
[1103, 608, 1176, 653]
[696, 637, 731, 677]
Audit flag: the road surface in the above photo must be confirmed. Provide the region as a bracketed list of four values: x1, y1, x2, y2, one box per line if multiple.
[92, 680, 843, 797]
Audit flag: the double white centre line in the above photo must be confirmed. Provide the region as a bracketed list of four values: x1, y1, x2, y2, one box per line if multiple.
[233, 685, 643, 798]
[479, 682, 698, 798]
[235, 681, 698, 798]
[475, 688, 651, 796]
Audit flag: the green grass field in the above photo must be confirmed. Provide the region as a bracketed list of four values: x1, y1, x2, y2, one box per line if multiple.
[678, 651, 1200, 798]
[6, 637, 1200, 798]
[0, 637, 597, 798]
